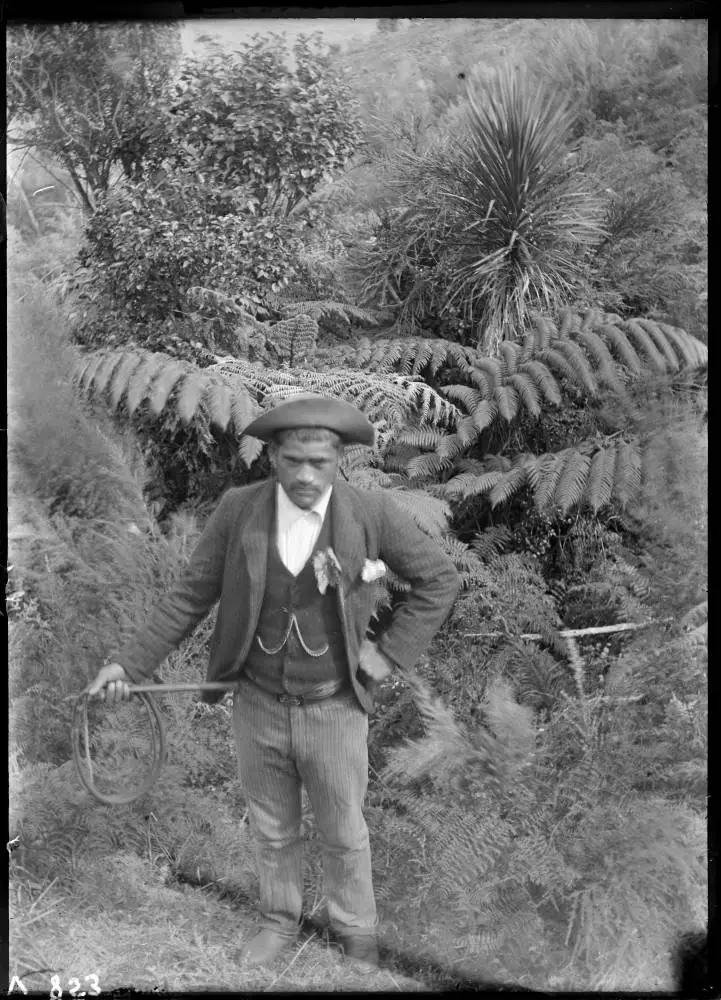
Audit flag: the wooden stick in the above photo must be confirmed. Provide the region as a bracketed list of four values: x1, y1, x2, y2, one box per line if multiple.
[126, 682, 237, 694]
[463, 619, 672, 640]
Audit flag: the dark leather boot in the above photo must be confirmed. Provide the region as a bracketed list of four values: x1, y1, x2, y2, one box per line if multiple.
[237, 928, 296, 968]
[338, 934, 380, 970]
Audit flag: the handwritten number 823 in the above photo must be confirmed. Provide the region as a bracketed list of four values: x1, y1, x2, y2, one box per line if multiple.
[50, 974, 101, 997]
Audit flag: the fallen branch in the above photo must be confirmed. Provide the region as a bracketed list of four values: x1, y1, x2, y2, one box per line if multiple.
[464, 618, 673, 640]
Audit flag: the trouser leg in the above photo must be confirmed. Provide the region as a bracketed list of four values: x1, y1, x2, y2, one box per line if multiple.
[233, 682, 303, 937]
[295, 692, 378, 936]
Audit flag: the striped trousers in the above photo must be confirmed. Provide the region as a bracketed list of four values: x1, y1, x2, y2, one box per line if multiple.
[232, 676, 378, 938]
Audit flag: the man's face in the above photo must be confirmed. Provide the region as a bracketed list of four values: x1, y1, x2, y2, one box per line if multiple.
[271, 436, 341, 510]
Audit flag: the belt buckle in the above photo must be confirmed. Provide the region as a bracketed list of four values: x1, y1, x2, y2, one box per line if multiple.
[278, 693, 304, 706]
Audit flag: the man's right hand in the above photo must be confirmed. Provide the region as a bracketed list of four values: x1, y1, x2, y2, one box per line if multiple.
[87, 662, 132, 703]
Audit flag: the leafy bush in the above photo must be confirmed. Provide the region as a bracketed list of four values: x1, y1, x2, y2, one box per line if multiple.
[7, 23, 181, 211]
[169, 33, 360, 216]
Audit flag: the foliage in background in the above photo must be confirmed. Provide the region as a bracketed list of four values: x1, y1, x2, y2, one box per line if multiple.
[68, 32, 362, 362]
[352, 70, 606, 348]
[169, 33, 360, 216]
[7, 22, 182, 212]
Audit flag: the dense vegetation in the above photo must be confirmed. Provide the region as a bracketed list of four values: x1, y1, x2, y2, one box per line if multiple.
[8, 17, 707, 993]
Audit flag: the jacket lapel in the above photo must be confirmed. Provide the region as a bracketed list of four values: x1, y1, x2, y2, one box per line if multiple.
[330, 480, 367, 592]
[239, 479, 274, 628]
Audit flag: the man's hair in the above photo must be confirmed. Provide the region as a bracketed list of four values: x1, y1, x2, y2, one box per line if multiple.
[271, 427, 344, 453]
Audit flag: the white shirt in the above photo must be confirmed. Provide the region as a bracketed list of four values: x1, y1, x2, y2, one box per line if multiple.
[275, 483, 333, 576]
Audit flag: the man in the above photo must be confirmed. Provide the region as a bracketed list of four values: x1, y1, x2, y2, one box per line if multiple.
[89, 393, 460, 970]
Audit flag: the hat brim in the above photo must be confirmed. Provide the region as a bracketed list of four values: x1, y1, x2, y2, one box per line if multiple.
[243, 393, 375, 446]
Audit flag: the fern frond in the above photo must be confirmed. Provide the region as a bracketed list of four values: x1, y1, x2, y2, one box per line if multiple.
[518, 360, 562, 406]
[570, 329, 624, 391]
[622, 320, 668, 374]
[125, 353, 169, 416]
[175, 372, 206, 426]
[441, 470, 506, 499]
[529, 312, 557, 351]
[554, 450, 592, 515]
[353, 337, 373, 368]
[204, 380, 232, 431]
[90, 350, 129, 400]
[580, 307, 603, 332]
[509, 372, 542, 418]
[493, 383, 520, 422]
[530, 451, 565, 510]
[546, 339, 598, 396]
[466, 365, 494, 396]
[228, 383, 260, 434]
[596, 324, 643, 375]
[347, 338, 476, 377]
[536, 347, 590, 395]
[274, 298, 378, 326]
[76, 350, 112, 395]
[657, 323, 705, 369]
[473, 357, 504, 390]
[558, 306, 576, 336]
[633, 318, 679, 371]
[213, 361, 460, 432]
[440, 385, 486, 411]
[488, 465, 531, 507]
[585, 445, 617, 514]
[395, 427, 445, 450]
[614, 439, 642, 507]
[148, 358, 191, 416]
[498, 340, 521, 376]
[470, 525, 512, 561]
[406, 450, 457, 480]
[109, 352, 144, 410]
[386, 489, 451, 537]
[470, 399, 499, 433]
[239, 435, 264, 468]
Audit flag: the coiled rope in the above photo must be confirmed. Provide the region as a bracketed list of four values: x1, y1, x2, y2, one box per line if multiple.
[71, 682, 236, 806]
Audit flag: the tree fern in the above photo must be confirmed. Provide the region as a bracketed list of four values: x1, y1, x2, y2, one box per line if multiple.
[440, 470, 506, 499]
[508, 371, 543, 418]
[212, 359, 461, 432]
[529, 451, 566, 510]
[597, 323, 643, 375]
[622, 319, 669, 374]
[385, 488, 452, 537]
[494, 382, 520, 422]
[267, 295, 378, 327]
[147, 358, 194, 416]
[347, 337, 477, 377]
[125, 353, 170, 417]
[518, 360, 563, 406]
[570, 329, 624, 392]
[109, 352, 145, 410]
[469, 524, 512, 561]
[585, 445, 617, 514]
[539, 341, 598, 396]
[554, 449, 593, 515]
[489, 464, 532, 507]
[613, 439, 643, 508]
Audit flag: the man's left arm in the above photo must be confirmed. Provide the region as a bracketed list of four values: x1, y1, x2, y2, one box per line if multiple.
[372, 492, 462, 671]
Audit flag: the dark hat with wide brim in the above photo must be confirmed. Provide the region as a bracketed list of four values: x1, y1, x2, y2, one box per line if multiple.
[244, 393, 375, 446]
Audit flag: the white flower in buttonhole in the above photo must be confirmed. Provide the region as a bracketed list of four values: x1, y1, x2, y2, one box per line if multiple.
[312, 547, 343, 595]
[312, 548, 387, 594]
[361, 558, 387, 583]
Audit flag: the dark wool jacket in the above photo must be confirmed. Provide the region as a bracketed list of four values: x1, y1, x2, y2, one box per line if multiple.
[113, 479, 461, 712]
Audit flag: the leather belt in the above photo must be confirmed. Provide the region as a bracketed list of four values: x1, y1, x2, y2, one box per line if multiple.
[241, 670, 350, 705]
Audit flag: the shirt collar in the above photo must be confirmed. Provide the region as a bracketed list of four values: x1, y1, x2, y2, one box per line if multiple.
[276, 482, 333, 526]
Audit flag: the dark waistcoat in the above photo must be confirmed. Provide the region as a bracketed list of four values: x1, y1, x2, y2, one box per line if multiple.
[243, 504, 348, 695]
